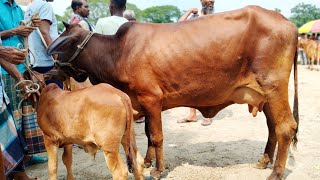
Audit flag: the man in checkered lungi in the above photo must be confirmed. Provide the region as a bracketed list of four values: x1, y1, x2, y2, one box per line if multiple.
[0, 43, 34, 179]
[1, 0, 47, 178]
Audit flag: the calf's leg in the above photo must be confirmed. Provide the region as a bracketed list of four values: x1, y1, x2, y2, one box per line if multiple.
[62, 145, 73, 180]
[255, 103, 277, 169]
[121, 136, 144, 180]
[44, 135, 59, 180]
[103, 151, 128, 180]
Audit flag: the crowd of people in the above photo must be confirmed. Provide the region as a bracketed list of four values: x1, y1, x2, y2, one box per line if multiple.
[0, 0, 215, 179]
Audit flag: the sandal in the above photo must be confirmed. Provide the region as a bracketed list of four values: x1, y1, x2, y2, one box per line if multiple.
[177, 118, 197, 123]
[24, 155, 48, 166]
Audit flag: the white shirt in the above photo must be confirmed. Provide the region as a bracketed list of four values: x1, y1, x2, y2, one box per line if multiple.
[95, 16, 128, 35]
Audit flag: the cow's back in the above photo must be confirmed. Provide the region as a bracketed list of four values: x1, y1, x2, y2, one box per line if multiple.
[119, 6, 297, 109]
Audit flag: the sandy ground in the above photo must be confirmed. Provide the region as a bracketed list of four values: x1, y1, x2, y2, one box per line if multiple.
[27, 66, 320, 180]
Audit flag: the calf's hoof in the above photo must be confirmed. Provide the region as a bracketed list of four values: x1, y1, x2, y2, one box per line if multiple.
[254, 161, 268, 169]
[150, 167, 162, 180]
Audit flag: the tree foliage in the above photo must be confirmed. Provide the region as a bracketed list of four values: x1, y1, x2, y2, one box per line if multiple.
[141, 5, 181, 23]
[289, 3, 320, 28]
[56, 1, 181, 31]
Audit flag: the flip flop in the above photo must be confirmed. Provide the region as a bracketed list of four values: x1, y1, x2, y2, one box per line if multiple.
[25, 155, 48, 166]
[177, 118, 197, 123]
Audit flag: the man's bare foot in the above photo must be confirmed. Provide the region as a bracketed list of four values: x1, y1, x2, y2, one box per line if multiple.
[177, 117, 197, 123]
[201, 118, 213, 126]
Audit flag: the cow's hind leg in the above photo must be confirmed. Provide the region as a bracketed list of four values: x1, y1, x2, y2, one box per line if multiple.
[255, 102, 277, 169]
[103, 151, 128, 180]
[265, 93, 297, 180]
[139, 93, 164, 179]
[44, 135, 59, 180]
[62, 145, 73, 180]
[144, 117, 155, 168]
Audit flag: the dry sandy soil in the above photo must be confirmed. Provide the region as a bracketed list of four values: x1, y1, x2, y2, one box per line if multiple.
[27, 66, 320, 180]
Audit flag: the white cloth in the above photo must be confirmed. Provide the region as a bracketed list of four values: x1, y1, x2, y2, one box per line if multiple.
[96, 16, 128, 35]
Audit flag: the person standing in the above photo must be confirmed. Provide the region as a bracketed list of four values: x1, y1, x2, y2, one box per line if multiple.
[123, 9, 136, 22]
[0, 38, 36, 179]
[95, 0, 128, 35]
[70, 0, 95, 31]
[0, 0, 49, 178]
[25, 0, 62, 87]
[177, 0, 215, 126]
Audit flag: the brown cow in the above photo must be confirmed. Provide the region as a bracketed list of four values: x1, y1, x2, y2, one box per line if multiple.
[0, 147, 4, 179]
[37, 83, 144, 180]
[47, 6, 299, 180]
[298, 36, 319, 70]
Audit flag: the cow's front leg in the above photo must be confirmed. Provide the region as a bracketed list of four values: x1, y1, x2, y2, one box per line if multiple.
[139, 94, 164, 179]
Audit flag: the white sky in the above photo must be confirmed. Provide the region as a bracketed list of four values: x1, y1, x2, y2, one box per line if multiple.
[47, 0, 319, 17]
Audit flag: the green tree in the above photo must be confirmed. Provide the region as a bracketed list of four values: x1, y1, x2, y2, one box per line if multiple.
[289, 3, 320, 28]
[141, 5, 181, 23]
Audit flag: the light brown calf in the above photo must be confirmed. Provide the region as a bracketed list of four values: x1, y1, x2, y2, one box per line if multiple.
[37, 83, 144, 180]
[63, 77, 92, 91]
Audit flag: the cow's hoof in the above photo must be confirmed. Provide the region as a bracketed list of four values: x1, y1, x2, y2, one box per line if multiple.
[254, 154, 270, 169]
[144, 163, 151, 168]
[150, 168, 162, 180]
[267, 172, 282, 180]
[254, 161, 268, 169]
[144, 160, 153, 168]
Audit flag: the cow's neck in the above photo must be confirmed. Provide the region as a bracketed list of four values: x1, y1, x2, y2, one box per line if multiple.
[75, 34, 125, 87]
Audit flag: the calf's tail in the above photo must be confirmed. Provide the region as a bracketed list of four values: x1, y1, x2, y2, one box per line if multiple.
[121, 96, 135, 173]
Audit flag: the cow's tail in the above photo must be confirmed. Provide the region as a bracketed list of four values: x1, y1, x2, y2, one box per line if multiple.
[292, 49, 299, 149]
[122, 96, 135, 173]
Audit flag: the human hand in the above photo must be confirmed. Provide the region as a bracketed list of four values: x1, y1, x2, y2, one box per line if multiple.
[0, 47, 26, 64]
[16, 25, 36, 37]
[189, 8, 198, 15]
[31, 17, 41, 27]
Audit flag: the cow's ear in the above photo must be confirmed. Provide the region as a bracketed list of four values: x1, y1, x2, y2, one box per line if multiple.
[47, 35, 69, 55]
[63, 21, 71, 29]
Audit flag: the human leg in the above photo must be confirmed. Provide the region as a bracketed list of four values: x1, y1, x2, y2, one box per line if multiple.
[177, 108, 197, 123]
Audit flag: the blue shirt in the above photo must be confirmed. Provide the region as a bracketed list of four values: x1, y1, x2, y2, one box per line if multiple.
[0, 39, 11, 108]
[24, 0, 58, 67]
[0, 0, 26, 74]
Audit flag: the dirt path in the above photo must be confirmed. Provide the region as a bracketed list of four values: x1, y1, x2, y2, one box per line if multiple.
[27, 66, 320, 179]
